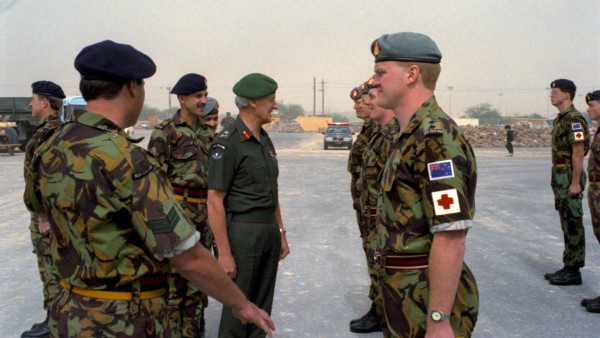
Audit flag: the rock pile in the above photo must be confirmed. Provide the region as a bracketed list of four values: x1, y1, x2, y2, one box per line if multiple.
[461, 123, 552, 147]
[269, 121, 306, 133]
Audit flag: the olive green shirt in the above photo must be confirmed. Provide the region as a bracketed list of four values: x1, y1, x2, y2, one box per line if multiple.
[208, 117, 279, 213]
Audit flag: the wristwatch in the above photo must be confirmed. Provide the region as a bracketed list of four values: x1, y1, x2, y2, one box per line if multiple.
[279, 227, 287, 234]
[427, 310, 450, 322]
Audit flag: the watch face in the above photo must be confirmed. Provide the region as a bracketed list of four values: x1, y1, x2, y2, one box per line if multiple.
[432, 311, 442, 321]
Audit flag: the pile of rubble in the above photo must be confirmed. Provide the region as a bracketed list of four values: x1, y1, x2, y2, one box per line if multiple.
[269, 121, 306, 133]
[461, 123, 552, 147]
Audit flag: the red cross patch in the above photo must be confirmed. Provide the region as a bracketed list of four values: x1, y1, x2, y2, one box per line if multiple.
[574, 132, 584, 141]
[431, 189, 461, 216]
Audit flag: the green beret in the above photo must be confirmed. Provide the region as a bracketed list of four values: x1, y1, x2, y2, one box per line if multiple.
[371, 32, 442, 64]
[233, 73, 278, 99]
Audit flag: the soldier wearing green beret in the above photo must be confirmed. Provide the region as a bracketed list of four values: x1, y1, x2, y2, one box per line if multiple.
[147, 73, 215, 337]
[21, 81, 65, 338]
[208, 73, 290, 337]
[544, 79, 590, 286]
[370, 32, 478, 337]
[23, 40, 275, 337]
[582, 90, 600, 313]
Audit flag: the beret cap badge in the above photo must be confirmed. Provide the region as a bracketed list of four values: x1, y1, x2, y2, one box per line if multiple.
[373, 41, 381, 57]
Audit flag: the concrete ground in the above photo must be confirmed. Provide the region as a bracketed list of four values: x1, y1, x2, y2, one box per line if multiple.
[1, 131, 600, 337]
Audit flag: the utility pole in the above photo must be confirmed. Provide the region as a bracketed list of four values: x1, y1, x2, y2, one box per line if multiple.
[447, 86, 454, 116]
[320, 79, 325, 115]
[167, 86, 172, 118]
[313, 77, 316, 116]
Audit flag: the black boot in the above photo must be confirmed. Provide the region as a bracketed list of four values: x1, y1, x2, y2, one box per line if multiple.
[21, 313, 49, 338]
[585, 297, 600, 313]
[548, 267, 582, 285]
[349, 303, 376, 325]
[581, 296, 600, 307]
[349, 303, 382, 333]
[544, 266, 565, 280]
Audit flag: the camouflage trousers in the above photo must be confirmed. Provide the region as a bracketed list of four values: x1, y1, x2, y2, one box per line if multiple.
[376, 263, 478, 338]
[588, 185, 600, 244]
[363, 215, 384, 322]
[554, 194, 585, 268]
[49, 284, 170, 337]
[167, 200, 214, 337]
[30, 217, 61, 311]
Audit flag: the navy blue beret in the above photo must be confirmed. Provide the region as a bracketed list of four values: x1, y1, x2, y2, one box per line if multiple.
[171, 73, 207, 95]
[31, 81, 65, 99]
[204, 97, 218, 116]
[586, 90, 600, 104]
[371, 32, 442, 64]
[551, 79, 576, 91]
[74, 40, 156, 80]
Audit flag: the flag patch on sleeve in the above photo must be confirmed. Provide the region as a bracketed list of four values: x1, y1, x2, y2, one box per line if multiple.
[432, 189, 461, 216]
[571, 123, 582, 131]
[427, 160, 454, 181]
[574, 131, 584, 141]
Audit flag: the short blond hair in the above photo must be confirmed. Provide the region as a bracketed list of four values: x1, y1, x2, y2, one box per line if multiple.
[397, 61, 441, 90]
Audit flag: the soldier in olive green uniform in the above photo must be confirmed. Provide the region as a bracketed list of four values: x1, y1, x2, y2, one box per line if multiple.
[544, 79, 590, 286]
[220, 112, 235, 128]
[351, 79, 399, 334]
[347, 83, 380, 331]
[148, 73, 214, 337]
[23, 40, 275, 338]
[581, 90, 600, 313]
[208, 73, 290, 338]
[370, 32, 478, 337]
[21, 81, 65, 338]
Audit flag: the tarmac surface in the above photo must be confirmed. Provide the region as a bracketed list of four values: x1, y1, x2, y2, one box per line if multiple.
[1, 130, 600, 337]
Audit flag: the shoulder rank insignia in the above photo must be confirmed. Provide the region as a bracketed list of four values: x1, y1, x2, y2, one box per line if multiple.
[133, 160, 154, 179]
[571, 123, 582, 131]
[242, 130, 251, 140]
[218, 130, 231, 139]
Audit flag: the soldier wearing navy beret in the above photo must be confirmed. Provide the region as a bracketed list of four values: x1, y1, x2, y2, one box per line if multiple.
[583, 90, 600, 313]
[21, 80, 66, 338]
[208, 73, 290, 337]
[544, 78, 590, 287]
[25, 40, 275, 337]
[148, 71, 216, 336]
[370, 32, 478, 337]
[202, 97, 219, 133]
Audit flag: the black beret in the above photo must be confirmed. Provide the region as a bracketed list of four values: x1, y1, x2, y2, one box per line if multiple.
[586, 90, 600, 104]
[171, 73, 207, 95]
[550, 79, 576, 91]
[233, 73, 278, 99]
[371, 32, 442, 64]
[74, 40, 156, 80]
[350, 87, 362, 101]
[31, 81, 66, 99]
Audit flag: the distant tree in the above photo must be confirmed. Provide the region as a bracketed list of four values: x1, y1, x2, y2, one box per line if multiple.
[139, 104, 163, 120]
[277, 101, 305, 119]
[330, 114, 349, 122]
[463, 103, 507, 124]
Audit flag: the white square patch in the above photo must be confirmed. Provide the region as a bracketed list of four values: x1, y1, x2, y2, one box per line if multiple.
[574, 131, 584, 141]
[432, 189, 461, 216]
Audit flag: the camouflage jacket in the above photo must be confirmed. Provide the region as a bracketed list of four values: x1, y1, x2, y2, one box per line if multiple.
[23, 110, 196, 289]
[348, 121, 378, 209]
[589, 132, 600, 176]
[358, 117, 399, 210]
[376, 97, 477, 254]
[551, 105, 589, 189]
[24, 112, 63, 228]
[147, 110, 213, 189]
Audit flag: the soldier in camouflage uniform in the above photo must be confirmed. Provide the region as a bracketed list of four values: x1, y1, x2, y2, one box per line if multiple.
[347, 83, 379, 331]
[23, 40, 275, 338]
[351, 79, 399, 334]
[21, 81, 65, 338]
[371, 32, 478, 337]
[544, 79, 590, 286]
[202, 97, 220, 133]
[148, 73, 214, 337]
[581, 90, 600, 313]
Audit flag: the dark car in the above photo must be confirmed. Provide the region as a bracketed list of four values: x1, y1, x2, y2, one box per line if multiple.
[323, 122, 353, 150]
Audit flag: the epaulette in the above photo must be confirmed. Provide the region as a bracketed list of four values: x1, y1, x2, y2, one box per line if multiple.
[154, 119, 172, 130]
[217, 128, 233, 139]
[423, 117, 444, 137]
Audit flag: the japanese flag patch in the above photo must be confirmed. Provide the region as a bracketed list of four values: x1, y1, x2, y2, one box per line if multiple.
[571, 123, 582, 131]
[427, 160, 454, 181]
[432, 189, 461, 216]
[574, 131, 584, 141]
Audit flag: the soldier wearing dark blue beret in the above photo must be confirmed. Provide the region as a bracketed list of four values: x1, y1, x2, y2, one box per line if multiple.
[208, 72, 289, 337]
[545, 78, 590, 288]
[148, 71, 214, 337]
[26, 40, 275, 337]
[20, 80, 66, 338]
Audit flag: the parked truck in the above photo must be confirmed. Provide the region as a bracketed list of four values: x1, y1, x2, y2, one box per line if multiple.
[0, 96, 86, 150]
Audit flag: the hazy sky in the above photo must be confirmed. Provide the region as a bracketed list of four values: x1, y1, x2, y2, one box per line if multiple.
[2, 0, 599, 119]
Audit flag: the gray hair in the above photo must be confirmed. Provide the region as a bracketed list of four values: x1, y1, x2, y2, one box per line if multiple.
[235, 96, 249, 109]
